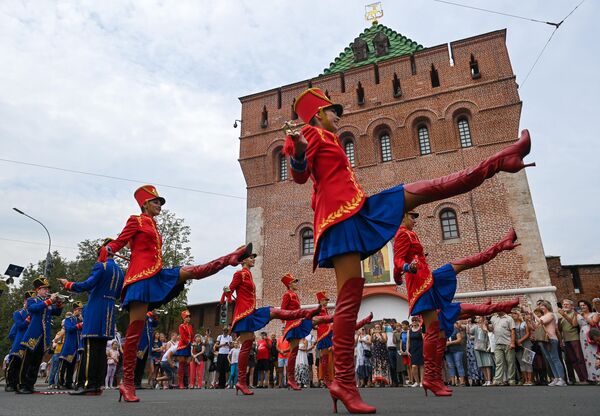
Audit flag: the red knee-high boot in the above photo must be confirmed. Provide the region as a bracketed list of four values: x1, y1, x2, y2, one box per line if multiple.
[313, 314, 334, 326]
[180, 243, 253, 280]
[177, 362, 186, 389]
[436, 335, 452, 394]
[459, 299, 520, 318]
[270, 305, 322, 321]
[355, 312, 373, 330]
[321, 350, 332, 387]
[119, 320, 145, 403]
[329, 278, 376, 414]
[422, 320, 451, 397]
[286, 346, 301, 391]
[235, 340, 254, 395]
[404, 130, 534, 200]
[452, 229, 519, 269]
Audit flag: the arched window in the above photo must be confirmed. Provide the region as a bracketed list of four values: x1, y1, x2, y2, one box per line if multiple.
[301, 228, 314, 256]
[457, 118, 472, 148]
[344, 140, 356, 167]
[278, 152, 288, 181]
[418, 125, 431, 155]
[380, 133, 392, 162]
[440, 209, 459, 240]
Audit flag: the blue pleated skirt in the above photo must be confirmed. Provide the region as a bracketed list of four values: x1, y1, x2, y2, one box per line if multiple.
[317, 184, 405, 268]
[285, 318, 313, 341]
[173, 344, 191, 357]
[411, 263, 461, 338]
[232, 307, 271, 333]
[122, 267, 184, 310]
[317, 332, 333, 350]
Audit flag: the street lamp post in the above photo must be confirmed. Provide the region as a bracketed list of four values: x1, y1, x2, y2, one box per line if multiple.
[13, 208, 52, 277]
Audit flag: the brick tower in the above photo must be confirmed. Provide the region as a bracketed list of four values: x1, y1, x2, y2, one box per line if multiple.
[237, 22, 554, 328]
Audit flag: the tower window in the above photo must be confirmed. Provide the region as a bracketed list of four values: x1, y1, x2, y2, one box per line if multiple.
[301, 228, 314, 256]
[278, 152, 288, 181]
[380, 134, 392, 162]
[261, 106, 268, 128]
[418, 126, 431, 155]
[344, 140, 356, 167]
[440, 209, 459, 240]
[458, 118, 472, 148]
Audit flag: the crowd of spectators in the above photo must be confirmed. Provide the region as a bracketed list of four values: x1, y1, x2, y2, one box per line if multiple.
[352, 297, 600, 388]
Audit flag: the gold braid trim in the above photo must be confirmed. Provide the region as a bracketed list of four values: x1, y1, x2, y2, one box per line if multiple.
[408, 272, 433, 311]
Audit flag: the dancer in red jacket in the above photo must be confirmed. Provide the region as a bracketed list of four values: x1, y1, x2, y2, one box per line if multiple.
[394, 212, 519, 396]
[103, 185, 252, 402]
[284, 88, 534, 413]
[174, 310, 193, 389]
[223, 253, 321, 395]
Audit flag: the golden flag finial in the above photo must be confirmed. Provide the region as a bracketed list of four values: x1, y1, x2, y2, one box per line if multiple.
[365, 2, 384, 23]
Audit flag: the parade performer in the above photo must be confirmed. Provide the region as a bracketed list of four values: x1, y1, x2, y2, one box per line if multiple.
[283, 87, 534, 413]
[174, 310, 193, 389]
[394, 215, 520, 396]
[16, 277, 63, 394]
[58, 301, 83, 390]
[221, 253, 321, 395]
[134, 311, 159, 389]
[4, 291, 34, 392]
[314, 291, 373, 388]
[59, 238, 125, 395]
[101, 185, 252, 402]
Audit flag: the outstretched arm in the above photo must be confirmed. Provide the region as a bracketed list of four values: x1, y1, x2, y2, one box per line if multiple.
[61, 262, 105, 293]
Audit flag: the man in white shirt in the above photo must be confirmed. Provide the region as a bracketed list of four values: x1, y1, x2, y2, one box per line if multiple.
[489, 311, 516, 386]
[215, 327, 233, 388]
[304, 333, 316, 387]
[156, 343, 178, 387]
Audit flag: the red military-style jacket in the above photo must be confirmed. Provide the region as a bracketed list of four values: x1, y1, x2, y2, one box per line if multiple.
[281, 289, 302, 338]
[228, 267, 257, 329]
[177, 322, 193, 350]
[106, 213, 163, 291]
[315, 308, 332, 345]
[290, 125, 366, 270]
[393, 226, 433, 314]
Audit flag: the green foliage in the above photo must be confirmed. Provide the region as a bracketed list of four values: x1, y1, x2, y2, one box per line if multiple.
[0, 209, 193, 357]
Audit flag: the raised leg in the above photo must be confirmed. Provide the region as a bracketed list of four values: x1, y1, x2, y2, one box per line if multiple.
[179, 243, 253, 283]
[404, 130, 534, 212]
[451, 229, 519, 274]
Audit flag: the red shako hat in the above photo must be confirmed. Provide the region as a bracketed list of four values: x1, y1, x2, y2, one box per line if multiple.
[293, 88, 343, 124]
[281, 273, 298, 289]
[134, 185, 166, 208]
[316, 291, 329, 303]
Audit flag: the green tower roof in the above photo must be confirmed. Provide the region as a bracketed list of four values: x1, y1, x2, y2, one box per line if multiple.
[322, 21, 424, 75]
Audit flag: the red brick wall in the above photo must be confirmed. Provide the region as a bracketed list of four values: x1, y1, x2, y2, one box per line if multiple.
[547, 256, 600, 303]
[238, 29, 550, 330]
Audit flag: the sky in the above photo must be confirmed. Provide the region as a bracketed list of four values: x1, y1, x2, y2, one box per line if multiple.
[1, 0, 598, 305]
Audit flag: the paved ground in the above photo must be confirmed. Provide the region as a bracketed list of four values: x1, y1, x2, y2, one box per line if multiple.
[0, 385, 596, 415]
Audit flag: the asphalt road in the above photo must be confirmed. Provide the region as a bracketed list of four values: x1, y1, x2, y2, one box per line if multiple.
[0, 385, 596, 415]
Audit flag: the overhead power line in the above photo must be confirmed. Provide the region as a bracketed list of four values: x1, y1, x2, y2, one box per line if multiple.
[0, 157, 246, 200]
[0, 237, 77, 250]
[431, 0, 565, 27]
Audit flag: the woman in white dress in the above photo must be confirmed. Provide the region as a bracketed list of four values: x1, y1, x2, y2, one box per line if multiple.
[295, 338, 310, 388]
[577, 300, 600, 383]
